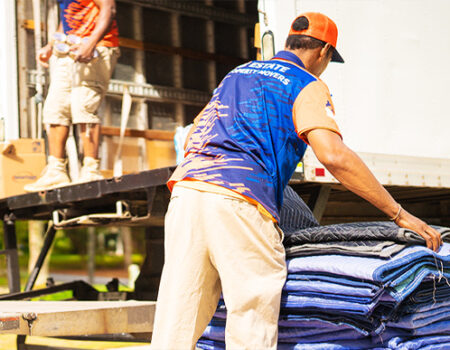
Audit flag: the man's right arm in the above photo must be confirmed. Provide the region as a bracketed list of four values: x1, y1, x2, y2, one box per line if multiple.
[306, 128, 442, 251]
[293, 80, 442, 251]
[37, 22, 63, 68]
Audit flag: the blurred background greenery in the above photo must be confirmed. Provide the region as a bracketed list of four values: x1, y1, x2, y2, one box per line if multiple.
[0, 222, 146, 293]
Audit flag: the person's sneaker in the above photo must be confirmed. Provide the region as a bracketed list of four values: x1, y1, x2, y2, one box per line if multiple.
[76, 157, 104, 183]
[24, 156, 71, 192]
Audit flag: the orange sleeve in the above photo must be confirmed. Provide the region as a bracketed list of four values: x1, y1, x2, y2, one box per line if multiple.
[293, 80, 342, 144]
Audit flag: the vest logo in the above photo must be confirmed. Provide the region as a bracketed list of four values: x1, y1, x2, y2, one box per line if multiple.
[12, 172, 37, 183]
[326, 100, 335, 115]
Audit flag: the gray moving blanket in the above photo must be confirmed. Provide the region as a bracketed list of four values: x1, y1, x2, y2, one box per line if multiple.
[279, 185, 319, 234]
[285, 240, 407, 259]
[279, 186, 450, 258]
[283, 221, 450, 246]
[284, 222, 450, 258]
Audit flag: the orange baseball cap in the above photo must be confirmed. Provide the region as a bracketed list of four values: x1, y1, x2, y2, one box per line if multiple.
[289, 12, 344, 63]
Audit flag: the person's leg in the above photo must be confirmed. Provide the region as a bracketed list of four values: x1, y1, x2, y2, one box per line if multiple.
[72, 46, 119, 182]
[24, 56, 72, 192]
[48, 124, 70, 158]
[77, 123, 103, 181]
[209, 196, 287, 350]
[150, 185, 222, 350]
[79, 123, 100, 159]
[23, 124, 71, 192]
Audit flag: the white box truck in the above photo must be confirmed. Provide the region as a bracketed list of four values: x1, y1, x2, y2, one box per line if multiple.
[1, 0, 449, 346]
[258, 0, 450, 224]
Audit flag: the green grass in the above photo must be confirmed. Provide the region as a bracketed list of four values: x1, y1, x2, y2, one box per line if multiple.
[31, 289, 74, 301]
[49, 253, 144, 270]
[3, 253, 143, 270]
[0, 269, 28, 293]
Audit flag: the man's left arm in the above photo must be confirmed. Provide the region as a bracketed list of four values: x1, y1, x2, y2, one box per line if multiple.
[72, 0, 116, 63]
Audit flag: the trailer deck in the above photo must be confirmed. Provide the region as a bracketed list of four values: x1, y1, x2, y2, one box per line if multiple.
[0, 166, 173, 295]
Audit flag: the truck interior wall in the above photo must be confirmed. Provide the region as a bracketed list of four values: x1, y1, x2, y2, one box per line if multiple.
[19, 0, 258, 133]
[20, 0, 258, 172]
[111, 0, 257, 130]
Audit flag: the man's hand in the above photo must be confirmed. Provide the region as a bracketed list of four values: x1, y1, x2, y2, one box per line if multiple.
[68, 0, 115, 63]
[394, 208, 443, 251]
[70, 41, 96, 63]
[36, 44, 53, 68]
[306, 128, 442, 252]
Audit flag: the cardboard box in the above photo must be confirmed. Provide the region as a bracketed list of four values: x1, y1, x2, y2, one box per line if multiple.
[0, 139, 46, 198]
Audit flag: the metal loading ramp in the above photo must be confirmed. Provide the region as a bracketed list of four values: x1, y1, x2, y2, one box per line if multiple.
[0, 301, 155, 337]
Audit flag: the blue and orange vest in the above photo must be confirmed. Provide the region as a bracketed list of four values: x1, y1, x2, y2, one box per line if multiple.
[169, 51, 320, 222]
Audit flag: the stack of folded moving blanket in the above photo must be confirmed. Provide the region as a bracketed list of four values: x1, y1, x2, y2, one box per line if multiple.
[197, 186, 450, 349]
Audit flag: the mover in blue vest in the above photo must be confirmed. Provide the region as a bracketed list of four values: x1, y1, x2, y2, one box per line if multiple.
[150, 12, 442, 350]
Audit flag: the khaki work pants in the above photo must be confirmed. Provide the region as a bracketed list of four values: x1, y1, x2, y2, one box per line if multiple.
[150, 184, 287, 350]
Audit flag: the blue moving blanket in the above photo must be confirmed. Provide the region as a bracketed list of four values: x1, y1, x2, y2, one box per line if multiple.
[197, 188, 450, 349]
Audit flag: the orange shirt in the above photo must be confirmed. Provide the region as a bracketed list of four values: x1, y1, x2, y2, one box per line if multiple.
[58, 0, 119, 47]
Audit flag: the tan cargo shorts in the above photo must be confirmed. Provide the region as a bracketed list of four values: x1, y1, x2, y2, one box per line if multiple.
[43, 46, 120, 126]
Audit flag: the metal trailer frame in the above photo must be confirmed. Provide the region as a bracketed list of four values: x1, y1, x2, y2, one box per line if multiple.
[0, 167, 173, 348]
[0, 166, 173, 295]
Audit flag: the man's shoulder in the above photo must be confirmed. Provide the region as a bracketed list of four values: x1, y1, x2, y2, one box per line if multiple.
[302, 79, 331, 95]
